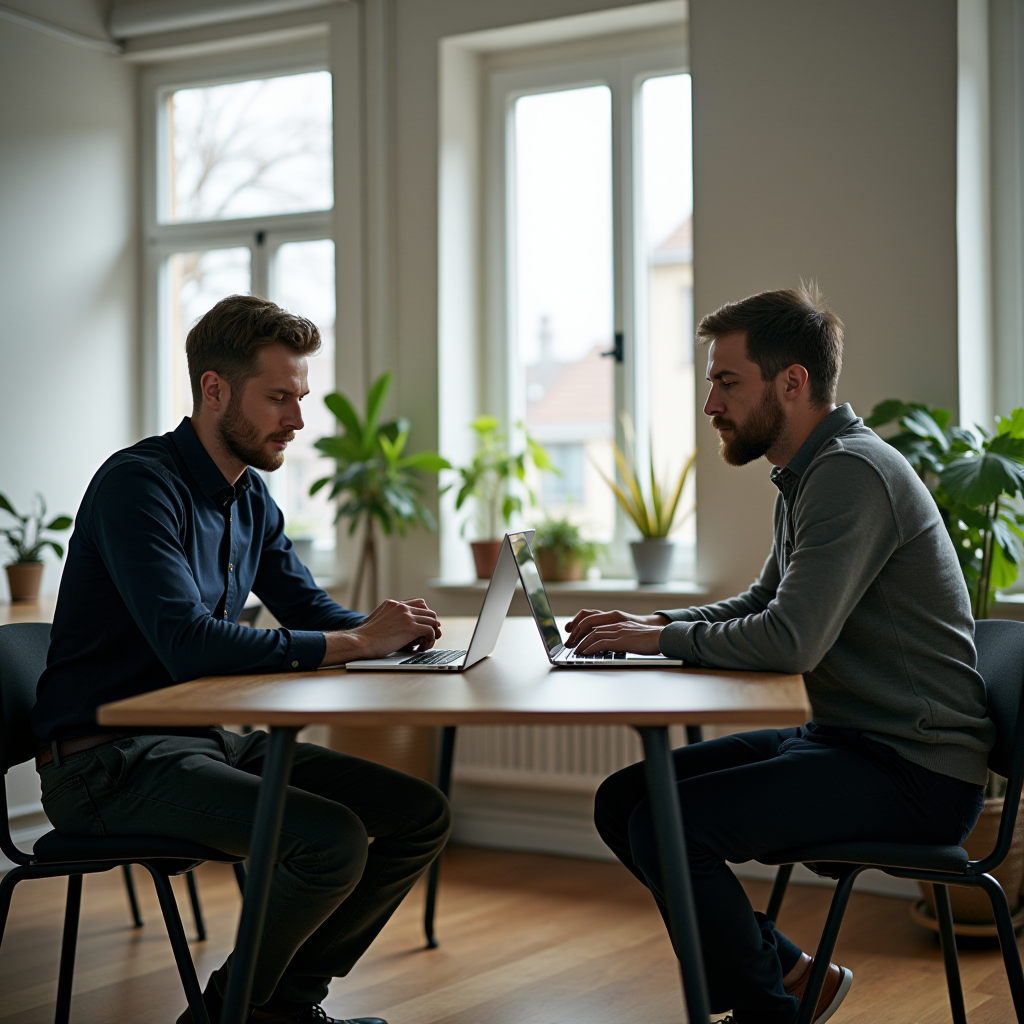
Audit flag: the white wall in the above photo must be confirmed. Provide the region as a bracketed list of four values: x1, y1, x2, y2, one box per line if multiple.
[0, 11, 138, 601]
[0, 6, 137, 828]
[689, 0, 959, 596]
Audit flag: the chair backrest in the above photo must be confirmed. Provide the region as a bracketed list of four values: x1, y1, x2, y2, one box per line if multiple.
[973, 618, 1024, 872]
[0, 622, 50, 772]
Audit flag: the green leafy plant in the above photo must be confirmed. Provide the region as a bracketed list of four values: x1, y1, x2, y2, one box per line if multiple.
[452, 416, 556, 540]
[532, 515, 604, 579]
[866, 400, 1024, 619]
[0, 493, 72, 566]
[592, 415, 696, 539]
[311, 372, 450, 608]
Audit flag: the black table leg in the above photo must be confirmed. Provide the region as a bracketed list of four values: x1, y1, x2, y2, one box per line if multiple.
[222, 725, 299, 1024]
[424, 725, 457, 948]
[636, 725, 711, 1024]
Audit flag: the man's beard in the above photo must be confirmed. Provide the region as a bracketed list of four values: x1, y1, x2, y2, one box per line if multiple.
[712, 384, 785, 466]
[217, 398, 294, 473]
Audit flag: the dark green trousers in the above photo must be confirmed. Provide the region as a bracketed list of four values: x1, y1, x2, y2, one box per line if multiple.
[37, 729, 451, 1005]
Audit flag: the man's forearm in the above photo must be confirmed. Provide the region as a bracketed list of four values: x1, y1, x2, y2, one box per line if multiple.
[321, 629, 369, 666]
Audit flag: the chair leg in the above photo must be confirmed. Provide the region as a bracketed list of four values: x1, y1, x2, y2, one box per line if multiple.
[424, 724, 457, 949]
[185, 870, 206, 941]
[0, 868, 26, 954]
[144, 866, 209, 1024]
[54, 874, 83, 1024]
[233, 861, 247, 896]
[795, 867, 863, 1024]
[765, 864, 793, 923]
[122, 863, 143, 927]
[978, 872, 1024, 1022]
[933, 883, 967, 1024]
[685, 725, 704, 745]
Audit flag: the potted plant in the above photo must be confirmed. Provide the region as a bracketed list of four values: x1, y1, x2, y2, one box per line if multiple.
[866, 399, 1024, 937]
[532, 515, 603, 582]
[593, 416, 696, 584]
[311, 372, 450, 610]
[0, 492, 73, 602]
[452, 416, 556, 578]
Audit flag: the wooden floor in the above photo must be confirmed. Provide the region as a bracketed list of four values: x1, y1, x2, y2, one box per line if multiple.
[0, 846, 1019, 1023]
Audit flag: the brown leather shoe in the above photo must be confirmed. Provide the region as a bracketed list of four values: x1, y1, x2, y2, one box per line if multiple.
[784, 957, 853, 1023]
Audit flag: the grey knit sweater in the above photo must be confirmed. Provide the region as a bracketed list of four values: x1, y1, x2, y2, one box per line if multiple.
[658, 404, 994, 785]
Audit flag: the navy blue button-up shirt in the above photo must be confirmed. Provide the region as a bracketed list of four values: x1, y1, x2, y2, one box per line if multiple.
[32, 418, 364, 741]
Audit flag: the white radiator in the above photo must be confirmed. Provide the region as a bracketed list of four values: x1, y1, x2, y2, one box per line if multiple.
[452, 724, 690, 793]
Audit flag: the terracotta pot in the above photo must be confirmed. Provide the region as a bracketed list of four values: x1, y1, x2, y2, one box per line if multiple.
[6, 562, 43, 602]
[327, 725, 436, 781]
[536, 548, 584, 582]
[470, 540, 504, 579]
[914, 797, 1024, 934]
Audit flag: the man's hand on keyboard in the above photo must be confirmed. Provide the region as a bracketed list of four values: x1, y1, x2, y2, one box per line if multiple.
[570, 619, 665, 657]
[322, 598, 442, 664]
[565, 608, 670, 651]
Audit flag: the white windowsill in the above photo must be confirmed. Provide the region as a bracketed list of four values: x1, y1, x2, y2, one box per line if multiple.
[428, 577, 706, 599]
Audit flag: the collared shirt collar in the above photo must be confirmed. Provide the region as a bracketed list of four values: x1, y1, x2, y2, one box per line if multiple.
[170, 417, 252, 506]
[770, 403, 858, 492]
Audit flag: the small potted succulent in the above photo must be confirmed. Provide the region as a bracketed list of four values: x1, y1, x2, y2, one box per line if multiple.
[532, 515, 603, 582]
[594, 416, 696, 584]
[0, 492, 73, 602]
[451, 416, 556, 578]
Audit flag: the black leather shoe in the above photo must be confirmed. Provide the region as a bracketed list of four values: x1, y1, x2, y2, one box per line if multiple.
[176, 979, 225, 1024]
[251, 1006, 386, 1024]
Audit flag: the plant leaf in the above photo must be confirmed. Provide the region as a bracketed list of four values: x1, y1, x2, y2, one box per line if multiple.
[940, 453, 1024, 507]
[865, 399, 920, 428]
[399, 453, 451, 472]
[0, 492, 15, 516]
[324, 392, 362, 437]
[998, 408, 1024, 439]
[362, 372, 392, 447]
[901, 409, 949, 451]
[43, 540, 64, 559]
[45, 516, 73, 531]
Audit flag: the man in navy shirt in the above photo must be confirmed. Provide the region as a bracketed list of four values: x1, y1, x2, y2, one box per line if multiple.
[33, 295, 451, 1024]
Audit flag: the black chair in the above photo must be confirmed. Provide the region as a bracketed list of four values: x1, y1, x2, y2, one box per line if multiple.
[755, 618, 1024, 1024]
[0, 623, 245, 1024]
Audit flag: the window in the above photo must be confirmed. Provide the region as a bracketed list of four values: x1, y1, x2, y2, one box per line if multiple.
[144, 62, 338, 571]
[490, 49, 693, 575]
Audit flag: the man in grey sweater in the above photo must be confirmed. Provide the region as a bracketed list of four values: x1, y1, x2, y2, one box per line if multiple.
[568, 286, 992, 1024]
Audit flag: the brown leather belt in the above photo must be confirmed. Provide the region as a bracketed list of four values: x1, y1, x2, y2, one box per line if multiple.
[36, 732, 137, 769]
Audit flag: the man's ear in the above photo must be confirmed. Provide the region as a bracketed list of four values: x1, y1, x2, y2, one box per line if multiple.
[780, 363, 810, 402]
[199, 370, 230, 413]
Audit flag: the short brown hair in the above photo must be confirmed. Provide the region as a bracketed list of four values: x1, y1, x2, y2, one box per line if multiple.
[185, 294, 321, 409]
[695, 284, 843, 407]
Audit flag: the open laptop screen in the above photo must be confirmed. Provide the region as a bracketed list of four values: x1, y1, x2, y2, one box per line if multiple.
[508, 532, 563, 654]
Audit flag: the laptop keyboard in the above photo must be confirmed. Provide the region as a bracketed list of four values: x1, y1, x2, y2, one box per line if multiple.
[399, 649, 467, 666]
[568, 650, 627, 661]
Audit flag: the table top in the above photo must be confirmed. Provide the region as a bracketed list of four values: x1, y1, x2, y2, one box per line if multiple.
[0, 597, 56, 626]
[99, 617, 809, 729]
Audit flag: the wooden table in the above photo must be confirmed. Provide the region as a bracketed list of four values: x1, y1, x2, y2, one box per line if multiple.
[98, 616, 809, 1024]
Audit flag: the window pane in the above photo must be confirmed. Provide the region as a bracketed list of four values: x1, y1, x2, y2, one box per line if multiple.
[166, 247, 251, 429]
[639, 74, 695, 551]
[165, 71, 333, 223]
[270, 240, 337, 567]
[513, 86, 616, 542]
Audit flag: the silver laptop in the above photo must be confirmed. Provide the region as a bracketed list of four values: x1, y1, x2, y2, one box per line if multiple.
[344, 530, 532, 672]
[508, 532, 684, 668]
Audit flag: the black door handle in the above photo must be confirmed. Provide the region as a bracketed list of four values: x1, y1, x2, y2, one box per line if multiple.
[601, 331, 624, 363]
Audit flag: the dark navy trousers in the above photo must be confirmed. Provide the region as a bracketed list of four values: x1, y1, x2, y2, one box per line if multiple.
[594, 724, 984, 1024]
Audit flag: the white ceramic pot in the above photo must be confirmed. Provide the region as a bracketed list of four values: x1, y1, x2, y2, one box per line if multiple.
[630, 538, 675, 584]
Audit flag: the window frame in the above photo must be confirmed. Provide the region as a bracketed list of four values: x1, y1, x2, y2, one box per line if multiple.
[484, 45, 690, 576]
[139, 46, 335, 438]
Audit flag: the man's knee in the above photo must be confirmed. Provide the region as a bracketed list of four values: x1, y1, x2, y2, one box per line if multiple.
[282, 801, 370, 894]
